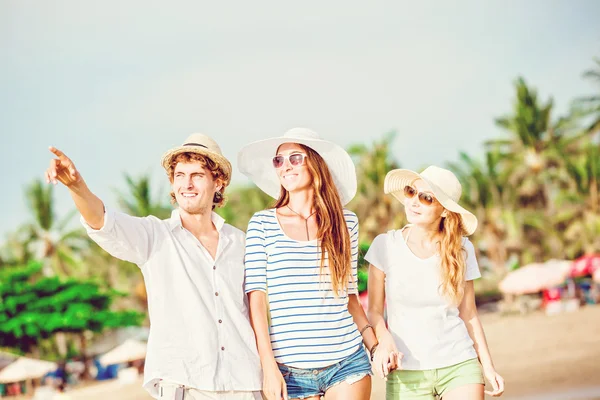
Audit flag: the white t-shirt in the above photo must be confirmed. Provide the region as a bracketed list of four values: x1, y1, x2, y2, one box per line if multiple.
[364, 227, 481, 370]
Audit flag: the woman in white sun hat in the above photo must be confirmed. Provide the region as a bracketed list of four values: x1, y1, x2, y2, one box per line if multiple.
[365, 166, 505, 400]
[238, 128, 378, 400]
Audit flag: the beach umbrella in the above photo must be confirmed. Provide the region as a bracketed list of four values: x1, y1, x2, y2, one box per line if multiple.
[499, 261, 571, 295]
[570, 254, 600, 277]
[99, 339, 147, 366]
[0, 356, 57, 384]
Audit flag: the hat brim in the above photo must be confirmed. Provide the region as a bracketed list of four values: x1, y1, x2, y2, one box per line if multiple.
[384, 169, 478, 236]
[161, 146, 233, 186]
[237, 137, 357, 206]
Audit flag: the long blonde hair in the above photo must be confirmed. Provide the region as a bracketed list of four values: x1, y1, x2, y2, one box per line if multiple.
[437, 211, 467, 305]
[273, 144, 351, 296]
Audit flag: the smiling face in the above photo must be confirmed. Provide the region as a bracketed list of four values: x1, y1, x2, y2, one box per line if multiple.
[404, 179, 445, 226]
[275, 143, 313, 194]
[171, 161, 222, 215]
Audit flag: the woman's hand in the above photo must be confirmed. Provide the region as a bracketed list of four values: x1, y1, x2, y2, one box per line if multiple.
[372, 332, 402, 380]
[483, 366, 505, 397]
[262, 362, 288, 400]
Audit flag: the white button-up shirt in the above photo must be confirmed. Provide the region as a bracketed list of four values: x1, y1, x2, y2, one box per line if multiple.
[83, 208, 262, 398]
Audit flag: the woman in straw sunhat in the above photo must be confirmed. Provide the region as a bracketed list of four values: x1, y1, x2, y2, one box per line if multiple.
[365, 166, 505, 399]
[239, 128, 378, 400]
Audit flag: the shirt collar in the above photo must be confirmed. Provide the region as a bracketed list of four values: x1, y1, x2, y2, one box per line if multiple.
[168, 208, 226, 232]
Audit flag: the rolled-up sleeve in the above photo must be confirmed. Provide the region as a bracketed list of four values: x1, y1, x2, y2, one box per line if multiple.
[244, 213, 268, 294]
[463, 238, 482, 281]
[82, 208, 155, 266]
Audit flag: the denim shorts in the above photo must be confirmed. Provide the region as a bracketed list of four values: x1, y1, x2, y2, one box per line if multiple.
[277, 346, 372, 399]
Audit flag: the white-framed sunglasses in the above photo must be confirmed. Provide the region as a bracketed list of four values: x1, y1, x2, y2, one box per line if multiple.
[272, 153, 308, 169]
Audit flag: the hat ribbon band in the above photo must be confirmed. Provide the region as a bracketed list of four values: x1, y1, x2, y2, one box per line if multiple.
[183, 143, 208, 149]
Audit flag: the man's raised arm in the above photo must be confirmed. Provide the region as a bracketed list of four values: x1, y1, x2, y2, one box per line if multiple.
[45, 146, 105, 229]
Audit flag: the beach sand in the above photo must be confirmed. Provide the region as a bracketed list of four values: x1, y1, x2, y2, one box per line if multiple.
[64, 305, 600, 400]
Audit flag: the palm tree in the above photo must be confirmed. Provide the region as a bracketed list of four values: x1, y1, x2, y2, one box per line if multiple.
[115, 173, 172, 219]
[217, 185, 274, 231]
[347, 132, 404, 243]
[0, 229, 34, 267]
[573, 58, 600, 137]
[487, 78, 558, 202]
[108, 173, 172, 307]
[22, 179, 87, 276]
[448, 151, 513, 273]
[484, 78, 578, 263]
[558, 142, 600, 257]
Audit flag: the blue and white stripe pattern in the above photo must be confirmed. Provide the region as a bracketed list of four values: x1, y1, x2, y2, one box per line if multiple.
[244, 208, 362, 368]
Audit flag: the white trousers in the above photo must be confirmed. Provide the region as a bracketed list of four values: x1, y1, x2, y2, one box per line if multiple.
[158, 381, 263, 400]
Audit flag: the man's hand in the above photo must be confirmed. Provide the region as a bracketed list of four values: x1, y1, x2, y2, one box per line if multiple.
[44, 146, 105, 229]
[45, 146, 82, 187]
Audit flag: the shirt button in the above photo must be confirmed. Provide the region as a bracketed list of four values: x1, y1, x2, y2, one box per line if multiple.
[215, 292, 219, 296]
[221, 346, 225, 351]
[213, 266, 216, 270]
[218, 319, 222, 324]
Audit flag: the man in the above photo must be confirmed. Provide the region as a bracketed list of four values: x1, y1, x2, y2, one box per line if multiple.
[45, 134, 262, 399]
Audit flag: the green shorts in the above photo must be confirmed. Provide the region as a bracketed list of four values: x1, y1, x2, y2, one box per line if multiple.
[386, 358, 484, 400]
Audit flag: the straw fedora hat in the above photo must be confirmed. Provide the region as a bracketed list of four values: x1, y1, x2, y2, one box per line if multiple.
[160, 133, 233, 186]
[384, 165, 478, 235]
[237, 127, 357, 205]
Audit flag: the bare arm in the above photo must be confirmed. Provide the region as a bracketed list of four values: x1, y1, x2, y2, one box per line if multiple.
[248, 291, 287, 400]
[459, 281, 505, 397]
[248, 291, 276, 369]
[45, 146, 104, 229]
[367, 264, 400, 378]
[367, 264, 388, 341]
[347, 293, 378, 351]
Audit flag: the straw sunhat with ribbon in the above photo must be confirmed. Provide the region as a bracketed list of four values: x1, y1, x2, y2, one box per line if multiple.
[237, 127, 357, 205]
[160, 133, 233, 186]
[384, 165, 478, 236]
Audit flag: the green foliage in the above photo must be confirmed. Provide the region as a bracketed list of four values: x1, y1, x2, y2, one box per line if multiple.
[115, 173, 172, 219]
[2, 56, 600, 319]
[357, 242, 370, 293]
[347, 132, 405, 242]
[0, 261, 144, 354]
[572, 58, 600, 135]
[217, 185, 274, 230]
[17, 179, 88, 276]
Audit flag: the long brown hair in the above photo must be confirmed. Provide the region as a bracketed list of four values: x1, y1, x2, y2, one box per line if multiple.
[273, 144, 352, 296]
[437, 211, 467, 305]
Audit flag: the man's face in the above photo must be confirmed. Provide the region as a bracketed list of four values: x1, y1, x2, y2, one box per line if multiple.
[171, 161, 221, 215]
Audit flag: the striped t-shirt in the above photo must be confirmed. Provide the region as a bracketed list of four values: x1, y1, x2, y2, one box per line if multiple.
[244, 208, 363, 368]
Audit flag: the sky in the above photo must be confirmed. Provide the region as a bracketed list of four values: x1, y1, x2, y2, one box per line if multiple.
[1, 0, 599, 241]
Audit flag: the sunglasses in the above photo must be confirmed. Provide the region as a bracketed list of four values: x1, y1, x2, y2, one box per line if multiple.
[403, 185, 437, 206]
[272, 153, 307, 169]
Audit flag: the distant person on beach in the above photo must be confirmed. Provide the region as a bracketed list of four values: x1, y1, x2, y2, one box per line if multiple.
[44, 134, 262, 399]
[366, 166, 505, 399]
[238, 128, 377, 400]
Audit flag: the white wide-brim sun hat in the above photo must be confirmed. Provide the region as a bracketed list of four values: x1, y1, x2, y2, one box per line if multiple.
[384, 165, 478, 236]
[237, 127, 357, 205]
